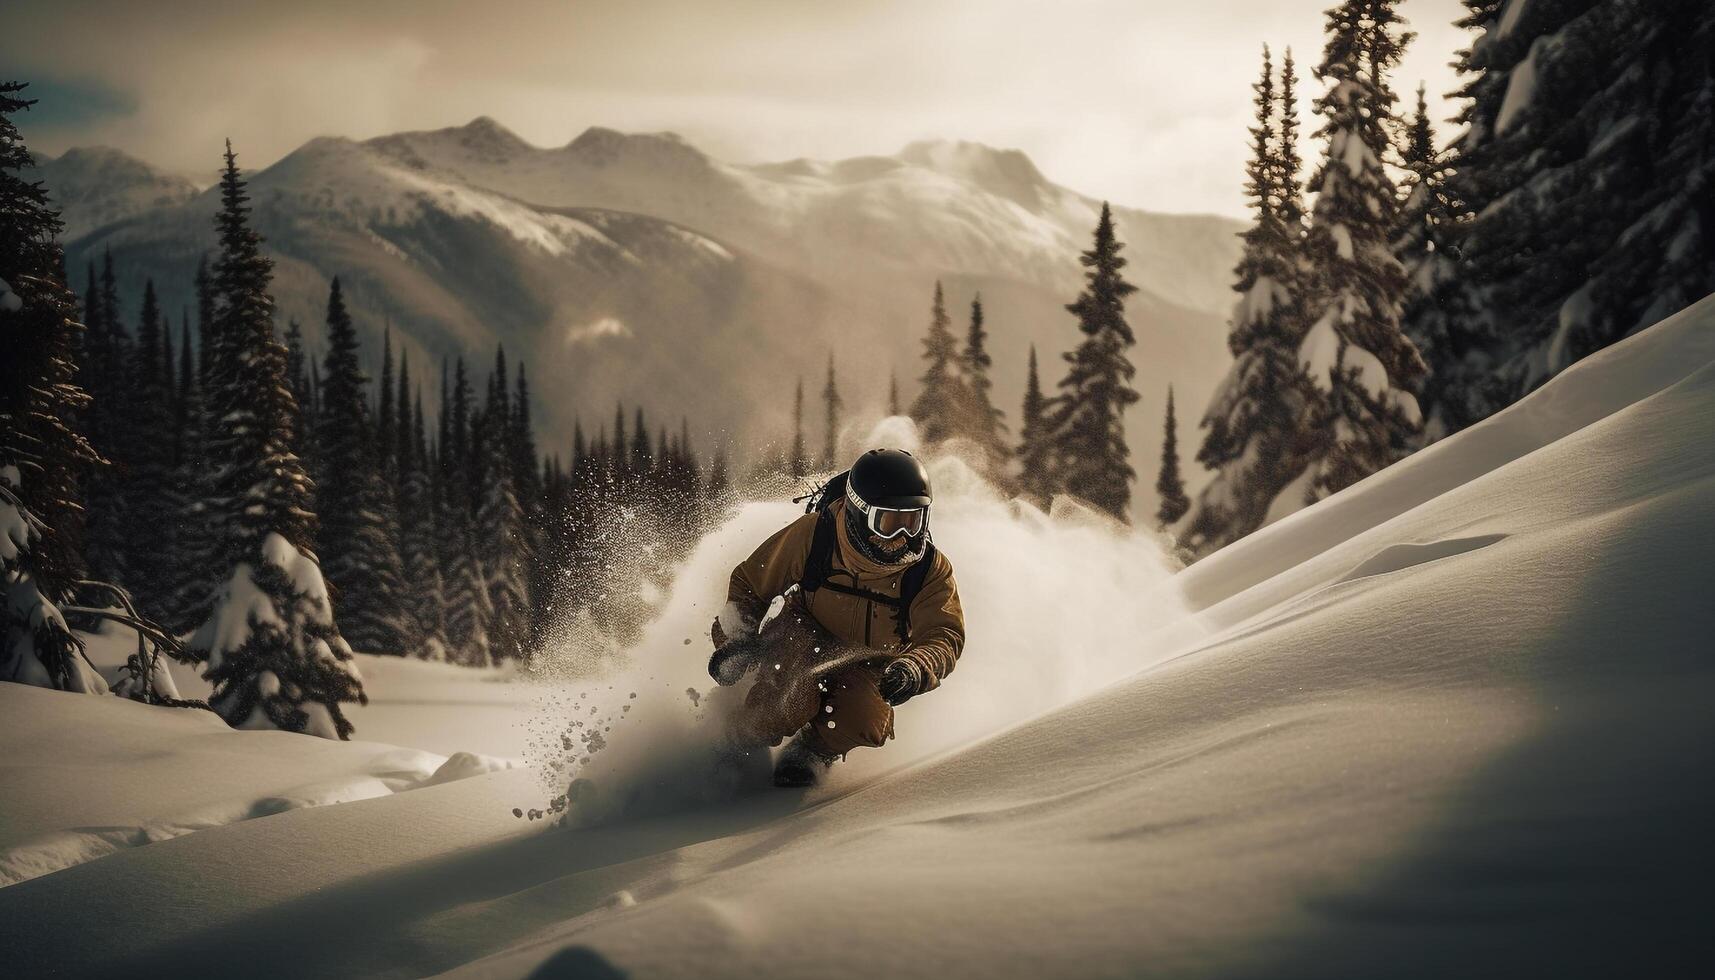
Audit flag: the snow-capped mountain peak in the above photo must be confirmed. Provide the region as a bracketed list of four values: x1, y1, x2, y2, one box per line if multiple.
[25, 146, 200, 241]
[562, 126, 716, 174]
[896, 139, 1052, 210]
[367, 115, 534, 170]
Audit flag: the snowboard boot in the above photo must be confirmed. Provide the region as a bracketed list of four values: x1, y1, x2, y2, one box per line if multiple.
[772, 729, 838, 788]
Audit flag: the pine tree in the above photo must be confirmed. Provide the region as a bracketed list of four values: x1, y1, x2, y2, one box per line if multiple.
[1393, 82, 1462, 438]
[707, 450, 732, 506]
[82, 249, 131, 585]
[192, 141, 365, 738]
[194, 255, 214, 385]
[1277, 47, 1308, 240]
[887, 370, 901, 417]
[165, 313, 209, 631]
[312, 277, 410, 654]
[511, 363, 542, 517]
[1, 81, 107, 692]
[1046, 203, 1141, 521]
[441, 357, 491, 665]
[282, 318, 312, 462]
[398, 388, 448, 660]
[1155, 387, 1190, 529]
[821, 353, 843, 468]
[1185, 45, 1316, 556]
[908, 281, 967, 443]
[476, 352, 532, 662]
[376, 325, 396, 490]
[789, 378, 809, 479]
[1296, 1, 1426, 504]
[1016, 345, 1055, 507]
[396, 351, 416, 497]
[959, 294, 1009, 472]
[124, 280, 180, 616]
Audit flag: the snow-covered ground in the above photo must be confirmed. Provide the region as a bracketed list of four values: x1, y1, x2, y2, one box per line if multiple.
[3, 295, 1713, 977]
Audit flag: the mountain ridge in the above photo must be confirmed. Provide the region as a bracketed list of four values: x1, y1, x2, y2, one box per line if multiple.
[44, 124, 1243, 511]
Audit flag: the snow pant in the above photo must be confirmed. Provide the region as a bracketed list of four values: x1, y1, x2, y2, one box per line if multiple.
[726, 597, 895, 758]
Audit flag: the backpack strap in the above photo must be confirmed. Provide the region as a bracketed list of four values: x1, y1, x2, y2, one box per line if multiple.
[894, 540, 937, 644]
[799, 511, 936, 646]
[801, 508, 839, 594]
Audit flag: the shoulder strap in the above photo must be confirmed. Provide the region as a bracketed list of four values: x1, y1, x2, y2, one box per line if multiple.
[893, 540, 937, 643]
[801, 509, 838, 594]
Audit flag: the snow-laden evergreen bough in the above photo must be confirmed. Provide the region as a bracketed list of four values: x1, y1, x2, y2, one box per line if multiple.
[1, 468, 107, 694]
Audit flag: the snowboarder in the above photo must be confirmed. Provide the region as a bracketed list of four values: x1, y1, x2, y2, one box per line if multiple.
[709, 448, 965, 787]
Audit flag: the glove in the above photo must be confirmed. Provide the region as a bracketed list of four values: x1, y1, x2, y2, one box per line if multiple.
[708, 635, 761, 686]
[878, 658, 922, 706]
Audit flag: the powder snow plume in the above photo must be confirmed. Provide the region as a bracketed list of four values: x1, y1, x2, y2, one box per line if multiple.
[523, 417, 1205, 826]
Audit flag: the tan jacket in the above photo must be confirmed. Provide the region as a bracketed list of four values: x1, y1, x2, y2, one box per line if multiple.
[727, 501, 965, 692]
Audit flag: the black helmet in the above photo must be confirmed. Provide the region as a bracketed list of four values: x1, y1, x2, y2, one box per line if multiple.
[842, 449, 932, 565]
[848, 448, 932, 509]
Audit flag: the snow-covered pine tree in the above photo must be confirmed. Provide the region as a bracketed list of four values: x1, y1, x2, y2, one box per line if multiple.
[312, 277, 410, 654]
[440, 357, 491, 666]
[1015, 345, 1056, 508]
[124, 280, 180, 617]
[399, 388, 448, 660]
[1296, 0, 1426, 504]
[476, 352, 532, 662]
[1393, 82, 1463, 439]
[1184, 45, 1316, 556]
[0, 80, 106, 692]
[1155, 387, 1190, 529]
[789, 378, 809, 480]
[510, 361, 550, 651]
[1045, 203, 1141, 521]
[959, 294, 1010, 475]
[821, 353, 842, 468]
[909, 281, 968, 444]
[1430, 0, 1714, 425]
[191, 141, 366, 738]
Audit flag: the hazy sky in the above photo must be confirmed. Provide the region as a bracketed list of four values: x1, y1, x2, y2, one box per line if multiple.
[5, 0, 1469, 218]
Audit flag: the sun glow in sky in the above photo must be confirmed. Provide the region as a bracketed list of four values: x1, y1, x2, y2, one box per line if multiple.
[5, 0, 1469, 218]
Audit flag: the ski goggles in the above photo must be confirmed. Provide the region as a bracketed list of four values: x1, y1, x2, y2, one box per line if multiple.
[846, 484, 928, 539]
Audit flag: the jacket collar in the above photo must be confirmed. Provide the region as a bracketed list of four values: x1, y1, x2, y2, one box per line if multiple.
[831, 499, 923, 581]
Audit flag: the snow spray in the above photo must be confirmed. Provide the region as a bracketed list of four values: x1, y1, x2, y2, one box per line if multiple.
[521, 417, 1204, 826]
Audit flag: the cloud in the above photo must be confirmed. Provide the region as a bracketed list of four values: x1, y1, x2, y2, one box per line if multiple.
[564, 316, 631, 348]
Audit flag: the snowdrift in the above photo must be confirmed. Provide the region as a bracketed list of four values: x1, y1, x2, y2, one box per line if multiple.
[3, 296, 1713, 977]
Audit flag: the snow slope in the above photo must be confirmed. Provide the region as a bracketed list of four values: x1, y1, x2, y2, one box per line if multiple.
[3, 296, 1712, 977]
[0, 683, 515, 888]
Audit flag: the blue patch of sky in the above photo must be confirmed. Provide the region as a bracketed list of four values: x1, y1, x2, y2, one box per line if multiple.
[12, 75, 137, 133]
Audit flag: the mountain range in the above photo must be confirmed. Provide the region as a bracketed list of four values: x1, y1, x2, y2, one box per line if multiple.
[31, 118, 1244, 511]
